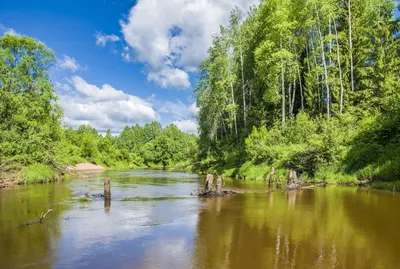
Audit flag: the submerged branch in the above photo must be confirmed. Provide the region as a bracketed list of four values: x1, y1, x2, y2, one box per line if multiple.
[25, 209, 54, 225]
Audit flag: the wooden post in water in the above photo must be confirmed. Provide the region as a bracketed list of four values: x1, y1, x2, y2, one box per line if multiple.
[104, 176, 111, 199]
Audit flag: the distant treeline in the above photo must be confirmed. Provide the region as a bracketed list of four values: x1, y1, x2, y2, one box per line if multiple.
[0, 34, 197, 182]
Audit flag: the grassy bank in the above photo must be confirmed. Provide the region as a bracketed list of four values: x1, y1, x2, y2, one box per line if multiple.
[195, 161, 360, 185]
[16, 164, 59, 184]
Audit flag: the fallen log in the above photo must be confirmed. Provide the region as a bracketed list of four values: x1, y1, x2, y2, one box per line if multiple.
[25, 209, 54, 225]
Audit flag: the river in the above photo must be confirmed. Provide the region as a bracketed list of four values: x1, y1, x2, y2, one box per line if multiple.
[0, 170, 399, 268]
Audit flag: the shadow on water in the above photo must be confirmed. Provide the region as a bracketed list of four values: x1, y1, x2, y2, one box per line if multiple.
[1, 170, 400, 268]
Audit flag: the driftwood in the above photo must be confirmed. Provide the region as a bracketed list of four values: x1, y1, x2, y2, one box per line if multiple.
[26, 209, 54, 225]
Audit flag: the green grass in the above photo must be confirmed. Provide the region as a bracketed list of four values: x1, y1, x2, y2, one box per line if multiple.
[370, 181, 400, 192]
[315, 168, 358, 184]
[19, 163, 58, 184]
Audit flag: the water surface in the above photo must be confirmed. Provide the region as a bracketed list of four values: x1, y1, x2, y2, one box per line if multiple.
[1, 170, 399, 268]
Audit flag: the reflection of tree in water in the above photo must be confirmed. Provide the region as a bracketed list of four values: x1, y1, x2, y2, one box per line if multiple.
[193, 188, 400, 268]
[0, 183, 71, 269]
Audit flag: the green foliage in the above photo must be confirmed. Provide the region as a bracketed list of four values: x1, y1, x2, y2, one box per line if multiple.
[19, 164, 57, 184]
[0, 34, 62, 166]
[344, 110, 400, 181]
[195, 0, 400, 184]
[371, 181, 400, 192]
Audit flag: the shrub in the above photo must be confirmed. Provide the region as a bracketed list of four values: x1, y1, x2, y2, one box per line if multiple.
[19, 163, 58, 184]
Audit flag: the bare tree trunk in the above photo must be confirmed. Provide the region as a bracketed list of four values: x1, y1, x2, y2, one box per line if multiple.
[291, 77, 296, 116]
[329, 17, 332, 67]
[281, 40, 285, 126]
[315, 2, 331, 118]
[333, 18, 345, 114]
[348, 0, 355, 92]
[230, 79, 238, 143]
[211, 90, 227, 135]
[296, 63, 304, 110]
[239, 36, 246, 131]
[306, 43, 311, 73]
[288, 82, 292, 117]
[309, 39, 322, 113]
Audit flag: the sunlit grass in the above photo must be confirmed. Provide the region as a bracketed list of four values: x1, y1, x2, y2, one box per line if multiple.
[19, 163, 58, 184]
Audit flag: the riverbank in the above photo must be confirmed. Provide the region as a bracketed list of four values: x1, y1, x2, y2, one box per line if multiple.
[192, 160, 400, 192]
[0, 162, 109, 188]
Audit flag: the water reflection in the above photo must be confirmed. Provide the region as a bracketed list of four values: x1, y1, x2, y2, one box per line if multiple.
[194, 187, 400, 268]
[0, 171, 400, 268]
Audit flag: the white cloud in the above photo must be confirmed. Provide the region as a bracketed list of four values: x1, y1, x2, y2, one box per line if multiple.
[0, 24, 20, 36]
[120, 0, 258, 89]
[121, 46, 133, 62]
[95, 32, 120, 47]
[159, 100, 198, 133]
[59, 76, 158, 132]
[159, 100, 198, 121]
[58, 55, 81, 72]
[148, 67, 190, 89]
[171, 119, 198, 134]
[55, 81, 72, 92]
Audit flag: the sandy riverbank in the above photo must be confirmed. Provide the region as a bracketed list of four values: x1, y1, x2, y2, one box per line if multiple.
[73, 163, 106, 172]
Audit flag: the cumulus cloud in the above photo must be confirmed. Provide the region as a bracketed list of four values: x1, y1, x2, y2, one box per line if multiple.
[95, 32, 120, 47]
[171, 119, 198, 134]
[58, 55, 81, 72]
[59, 76, 158, 132]
[120, 0, 258, 89]
[148, 67, 190, 89]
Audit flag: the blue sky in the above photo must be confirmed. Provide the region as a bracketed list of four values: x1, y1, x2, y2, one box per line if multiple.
[0, 0, 398, 133]
[0, 0, 258, 133]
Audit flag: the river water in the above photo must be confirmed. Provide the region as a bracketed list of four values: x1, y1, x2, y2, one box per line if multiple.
[1, 170, 400, 269]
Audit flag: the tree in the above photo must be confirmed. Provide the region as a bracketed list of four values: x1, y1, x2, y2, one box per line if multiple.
[0, 34, 62, 165]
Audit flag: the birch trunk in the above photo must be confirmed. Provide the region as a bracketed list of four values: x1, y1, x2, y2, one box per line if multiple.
[291, 77, 296, 116]
[315, 2, 331, 118]
[239, 36, 246, 130]
[230, 79, 238, 142]
[333, 18, 345, 114]
[348, 0, 355, 92]
[296, 63, 304, 110]
[280, 40, 285, 126]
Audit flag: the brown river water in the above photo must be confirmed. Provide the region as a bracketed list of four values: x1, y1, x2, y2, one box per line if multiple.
[1, 170, 400, 269]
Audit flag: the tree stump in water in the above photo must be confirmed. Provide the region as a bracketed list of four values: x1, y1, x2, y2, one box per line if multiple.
[287, 170, 300, 190]
[205, 174, 213, 191]
[216, 175, 222, 194]
[104, 177, 111, 199]
[269, 167, 275, 186]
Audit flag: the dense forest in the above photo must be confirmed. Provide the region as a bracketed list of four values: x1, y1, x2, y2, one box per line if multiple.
[195, 0, 400, 185]
[0, 34, 197, 183]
